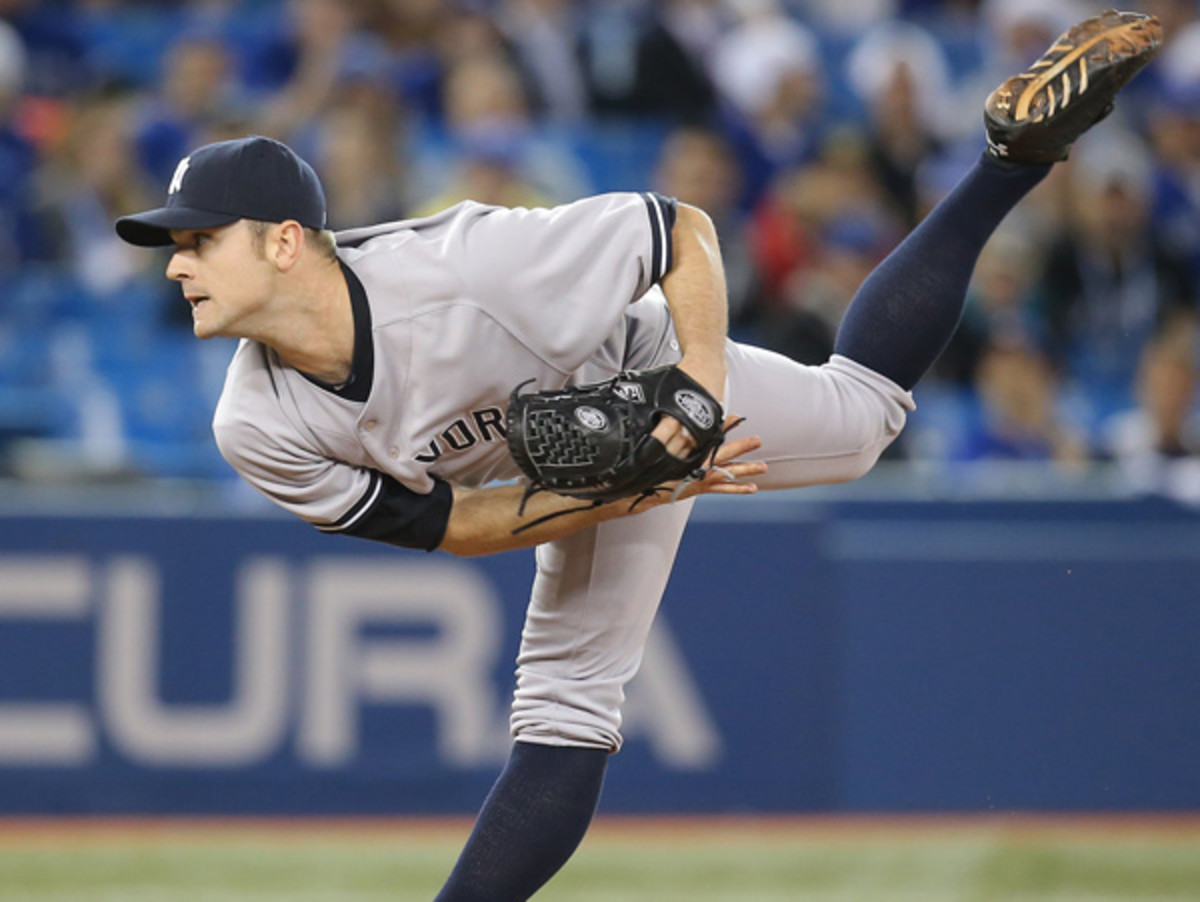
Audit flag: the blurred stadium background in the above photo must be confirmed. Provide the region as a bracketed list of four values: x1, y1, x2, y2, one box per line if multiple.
[2, 0, 1200, 898]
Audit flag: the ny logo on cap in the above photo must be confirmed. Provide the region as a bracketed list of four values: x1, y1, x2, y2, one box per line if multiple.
[168, 156, 191, 195]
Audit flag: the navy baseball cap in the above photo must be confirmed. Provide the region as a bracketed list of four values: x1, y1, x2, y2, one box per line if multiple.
[115, 135, 327, 247]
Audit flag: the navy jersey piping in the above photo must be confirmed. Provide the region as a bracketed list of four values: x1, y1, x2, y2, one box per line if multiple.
[641, 192, 677, 282]
[315, 470, 383, 532]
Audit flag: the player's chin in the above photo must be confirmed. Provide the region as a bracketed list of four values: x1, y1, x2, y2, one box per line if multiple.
[190, 309, 221, 340]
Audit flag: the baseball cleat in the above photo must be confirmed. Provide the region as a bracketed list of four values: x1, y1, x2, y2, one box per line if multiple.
[984, 10, 1162, 164]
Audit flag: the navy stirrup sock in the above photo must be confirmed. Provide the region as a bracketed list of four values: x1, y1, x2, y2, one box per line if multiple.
[434, 741, 609, 902]
[833, 154, 1051, 390]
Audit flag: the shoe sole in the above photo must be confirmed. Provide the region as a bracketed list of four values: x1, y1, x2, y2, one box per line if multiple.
[985, 11, 1162, 161]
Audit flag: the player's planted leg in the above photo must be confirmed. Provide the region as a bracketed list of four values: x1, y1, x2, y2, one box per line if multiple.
[434, 742, 608, 902]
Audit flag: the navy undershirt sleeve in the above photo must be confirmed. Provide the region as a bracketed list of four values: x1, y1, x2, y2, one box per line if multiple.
[332, 473, 453, 552]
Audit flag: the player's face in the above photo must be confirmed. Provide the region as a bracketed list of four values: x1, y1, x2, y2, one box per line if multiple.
[166, 221, 277, 340]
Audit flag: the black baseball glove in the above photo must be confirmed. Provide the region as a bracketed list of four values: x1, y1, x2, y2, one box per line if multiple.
[506, 365, 729, 529]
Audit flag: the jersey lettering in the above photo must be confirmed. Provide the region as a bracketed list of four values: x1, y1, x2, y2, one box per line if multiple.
[414, 406, 507, 463]
[443, 419, 476, 452]
[473, 408, 506, 442]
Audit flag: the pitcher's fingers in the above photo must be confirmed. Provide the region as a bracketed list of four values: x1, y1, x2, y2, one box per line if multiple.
[706, 481, 759, 495]
[676, 474, 760, 502]
[706, 460, 767, 483]
[713, 434, 763, 464]
[653, 415, 697, 458]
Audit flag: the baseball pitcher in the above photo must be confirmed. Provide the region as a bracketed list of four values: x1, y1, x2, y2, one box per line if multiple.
[114, 11, 1161, 900]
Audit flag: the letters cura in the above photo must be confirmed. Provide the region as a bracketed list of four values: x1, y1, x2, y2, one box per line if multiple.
[0, 555, 719, 771]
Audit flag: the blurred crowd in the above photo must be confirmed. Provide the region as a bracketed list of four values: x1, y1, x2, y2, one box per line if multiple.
[2, 0, 1200, 504]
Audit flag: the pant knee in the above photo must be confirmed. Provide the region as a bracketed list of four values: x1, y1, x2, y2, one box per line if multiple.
[510, 672, 625, 751]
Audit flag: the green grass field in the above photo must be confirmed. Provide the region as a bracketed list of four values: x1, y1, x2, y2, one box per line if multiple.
[1, 816, 1198, 901]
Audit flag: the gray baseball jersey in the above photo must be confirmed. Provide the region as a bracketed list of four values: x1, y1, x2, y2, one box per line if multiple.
[213, 190, 914, 749]
[214, 192, 679, 548]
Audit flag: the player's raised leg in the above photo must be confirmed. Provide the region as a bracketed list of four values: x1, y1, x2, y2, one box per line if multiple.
[728, 10, 1163, 489]
[833, 9, 1162, 393]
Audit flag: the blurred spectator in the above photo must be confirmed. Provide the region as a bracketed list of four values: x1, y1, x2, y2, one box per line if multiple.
[0, 0, 1195, 488]
[709, 0, 824, 211]
[935, 226, 1044, 387]
[748, 133, 901, 361]
[1032, 132, 1196, 425]
[845, 19, 953, 226]
[0, 0, 92, 98]
[797, 0, 898, 36]
[1146, 19, 1200, 287]
[436, 5, 519, 67]
[653, 125, 760, 325]
[1124, 0, 1199, 123]
[954, 336, 1088, 465]
[410, 53, 590, 213]
[35, 90, 158, 296]
[247, 0, 392, 142]
[133, 32, 239, 188]
[976, 0, 1083, 77]
[1104, 326, 1200, 504]
[411, 140, 553, 216]
[410, 55, 577, 213]
[497, 0, 588, 123]
[578, 0, 718, 121]
[366, 0, 447, 122]
[773, 209, 889, 366]
[0, 16, 46, 265]
[900, 0, 985, 25]
[636, 0, 722, 120]
[312, 82, 407, 229]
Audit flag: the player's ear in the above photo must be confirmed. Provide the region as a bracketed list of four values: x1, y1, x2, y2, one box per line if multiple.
[269, 220, 305, 272]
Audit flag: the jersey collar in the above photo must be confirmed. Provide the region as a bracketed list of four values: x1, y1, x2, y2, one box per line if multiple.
[300, 260, 374, 402]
